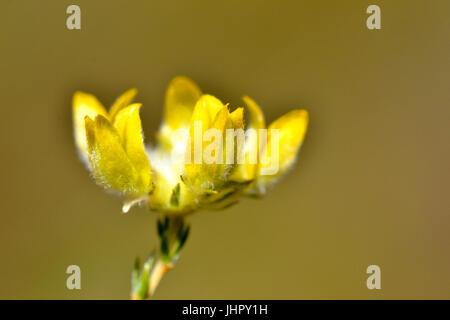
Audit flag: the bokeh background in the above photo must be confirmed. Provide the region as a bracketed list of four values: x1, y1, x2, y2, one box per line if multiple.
[0, 0, 449, 299]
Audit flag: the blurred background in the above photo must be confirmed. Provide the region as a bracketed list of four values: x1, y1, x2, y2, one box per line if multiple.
[0, 0, 449, 299]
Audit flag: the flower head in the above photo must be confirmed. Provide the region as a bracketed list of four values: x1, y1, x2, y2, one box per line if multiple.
[72, 77, 308, 214]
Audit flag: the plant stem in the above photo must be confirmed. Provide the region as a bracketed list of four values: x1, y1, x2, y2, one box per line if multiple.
[148, 260, 172, 297]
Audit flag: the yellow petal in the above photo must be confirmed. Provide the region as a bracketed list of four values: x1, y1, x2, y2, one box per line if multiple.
[112, 103, 152, 191]
[211, 105, 229, 131]
[189, 94, 224, 130]
[72, 91, 108, 164]
[209, 106, 230, 174]
[185, 94, 225, 168]
[109, 88, 138, 119]
[164, 76, 202, 130]
[229, 107, 244, 130]
[242, 96, 265, 130]
[228, 98, 263, 182]
[224, 107, 245, 171]
[184, 96, 229, 192]
[259, 109, 309, 178]
[86, 115, 150, 197]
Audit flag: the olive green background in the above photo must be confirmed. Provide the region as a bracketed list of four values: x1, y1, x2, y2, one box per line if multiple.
[0, 0, 449, 299]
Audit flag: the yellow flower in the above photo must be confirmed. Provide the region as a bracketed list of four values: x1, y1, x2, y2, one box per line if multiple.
[72, 77, 309, 214]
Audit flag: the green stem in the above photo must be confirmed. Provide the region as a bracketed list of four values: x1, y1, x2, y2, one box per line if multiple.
[148, 260, 173, 297]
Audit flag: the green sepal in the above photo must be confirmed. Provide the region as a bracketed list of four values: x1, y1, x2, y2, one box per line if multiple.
[168, 223, 190, 263]
[131, 251, 155, 300]
[160, 233, 170, 264]
[170, 183, 181, 207]
[177, 224, 190, 252]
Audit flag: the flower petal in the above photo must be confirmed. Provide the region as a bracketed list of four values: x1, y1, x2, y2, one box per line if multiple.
[189, 94, 224, 130]
[86, 115, 150, 197]
[255, 109, 309, 192]
[225, 107, 246, 175]
[72, 91, 108, 164]
[109, 88, 138, 119]
[228, 97, 264, 182]
[229, 107, 244, 130]
[164, 76, 202, 130]
[184, 96, 229, 192]
[265, 109, 308, 171]
[242, 96, 265, 130]
[112, 103, 152, 190]
[185, 94, 225, 169]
